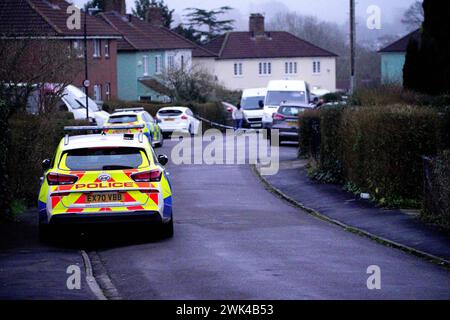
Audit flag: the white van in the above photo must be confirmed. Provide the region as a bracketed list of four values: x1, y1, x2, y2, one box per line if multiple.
[26, 84, 110, 126]
[262, 80, 311, 129]
[240, 88, 267, 128]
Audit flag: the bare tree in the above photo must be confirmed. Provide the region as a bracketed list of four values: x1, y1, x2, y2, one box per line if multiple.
[401, 1, 424, 31]
[0, 39, 83, 116]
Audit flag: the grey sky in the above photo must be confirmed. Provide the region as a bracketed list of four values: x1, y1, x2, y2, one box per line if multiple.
[73, 0, 417, 31]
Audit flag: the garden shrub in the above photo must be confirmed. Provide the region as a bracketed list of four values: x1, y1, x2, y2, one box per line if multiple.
[299, 109, 321, 159]
[422, 150, 450, 229]
[8, 112, 87, 206]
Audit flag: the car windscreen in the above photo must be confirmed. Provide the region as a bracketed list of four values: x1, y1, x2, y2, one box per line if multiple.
[266, 91, 306, 106]
[62, 147, 144, 171]
[279, 106, 308, 117]
[241, 96, 265, 110]
[108, 115, 138, 124]
[158, 110, 183, 117]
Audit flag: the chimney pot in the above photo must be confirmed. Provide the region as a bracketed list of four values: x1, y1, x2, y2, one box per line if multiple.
[249, 13, 265, 37]
[146, 6, 164, 27]
[104, 0, 126, 15]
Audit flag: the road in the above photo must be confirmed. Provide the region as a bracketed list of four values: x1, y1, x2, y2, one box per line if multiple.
[1, 137, 449, 299]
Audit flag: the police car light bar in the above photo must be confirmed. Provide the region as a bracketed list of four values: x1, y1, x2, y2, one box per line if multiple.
[64, 125, 145, 131]
[114, 107, 145, 113]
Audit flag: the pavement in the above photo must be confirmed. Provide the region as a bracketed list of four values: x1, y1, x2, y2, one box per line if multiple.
[0, 137, 449, 300]
[264, 145, 450, 263]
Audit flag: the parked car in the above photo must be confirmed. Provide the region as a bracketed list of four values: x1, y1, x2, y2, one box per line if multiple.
[262, 80, 312, 131]
[156, 107, 200, 136]
[240, 88, 267, 129]
[104, 107, 164, 148]
[26, 84, 110, 126]
[271, 102, 314, 143]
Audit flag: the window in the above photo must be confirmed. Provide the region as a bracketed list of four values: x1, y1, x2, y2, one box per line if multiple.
[259, 62, 272, 75]
[105, 40, 110, 58]
[155, 55, 162, 74]
[93, 84, 102, 101]
[93, 39, 101, 58]
[234, 63, 243, 76]
[313, 60, 321, 74]
[63, 148, 144, 171]
[181, 55, 185, 70]
[168, 55, 175, 70]
[105, 83, 111, 100]
[285, 62, 298, 74]
[143, 55, 149, 76]
[108, 115, 138, 124]
[72, 40, 84, 58]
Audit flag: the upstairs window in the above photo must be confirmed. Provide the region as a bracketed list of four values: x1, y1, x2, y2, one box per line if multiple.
[72, 40, 84, 58]
[234, 63, 243, 76]
[313, 60, 321, 74]
[285, 62, 298, 74]
[168, 55, 175, 70]
[143, 56, 149, 76]
[155, 55, 162, 74]
[259, 62, 271, 75]
[93, 39, 101, 58]
[105, 40, 110, 58]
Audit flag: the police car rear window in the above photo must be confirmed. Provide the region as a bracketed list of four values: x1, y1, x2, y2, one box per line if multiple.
[62, 148, 144, 171]
[109, 115, 138, 124]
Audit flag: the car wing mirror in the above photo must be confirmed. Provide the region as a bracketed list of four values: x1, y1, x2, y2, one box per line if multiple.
[158, 154, 169, 166]
[42, 159, 51, 171]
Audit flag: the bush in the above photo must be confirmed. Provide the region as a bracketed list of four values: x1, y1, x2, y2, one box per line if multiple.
[299, 109, 321, 159]
[8, 112, 87, 205]
[422, 151, 450, 229]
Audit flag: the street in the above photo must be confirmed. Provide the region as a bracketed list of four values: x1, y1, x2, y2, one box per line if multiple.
[1, 137, 449, 300]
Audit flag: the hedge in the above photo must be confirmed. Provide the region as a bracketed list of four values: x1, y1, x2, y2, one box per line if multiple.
[300, 104, 444, 207]
[0, 101, 10, 219]
[422, 151, 450, 228]
[8, 112, 87, 206]
[299, 109, 321, 159]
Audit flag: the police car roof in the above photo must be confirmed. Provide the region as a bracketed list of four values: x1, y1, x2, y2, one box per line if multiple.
[110, 111, 143, 117]
[61, 134, 146, 151]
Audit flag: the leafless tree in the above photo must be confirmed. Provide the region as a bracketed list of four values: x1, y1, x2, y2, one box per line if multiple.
[401, 1, 424, 31]
[0, 39, 83, 116]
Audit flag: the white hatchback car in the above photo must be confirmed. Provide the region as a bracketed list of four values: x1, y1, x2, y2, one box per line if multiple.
[156, 107, 200, 136]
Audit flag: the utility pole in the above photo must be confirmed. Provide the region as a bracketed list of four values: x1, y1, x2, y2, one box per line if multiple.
[349, 0, 356, 94]
[83, 8, 89, 121]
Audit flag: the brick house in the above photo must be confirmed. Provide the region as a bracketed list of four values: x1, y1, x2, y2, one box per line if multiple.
[0, 0, 122, 102]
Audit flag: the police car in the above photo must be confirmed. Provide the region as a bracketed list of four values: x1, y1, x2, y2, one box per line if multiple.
[105, 108, 164, 148]
[37, 125, 173, 240]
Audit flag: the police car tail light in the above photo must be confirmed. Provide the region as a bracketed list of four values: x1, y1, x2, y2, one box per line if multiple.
[47, 173, 78, 185]
[131, 170, 162, 182]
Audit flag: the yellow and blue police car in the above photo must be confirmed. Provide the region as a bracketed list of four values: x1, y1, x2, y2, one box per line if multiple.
[37, 125, 173, 240]
[104, 107, 164, 148]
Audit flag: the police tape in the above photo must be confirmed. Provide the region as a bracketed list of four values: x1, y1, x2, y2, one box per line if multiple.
[194, 114, 263, 133]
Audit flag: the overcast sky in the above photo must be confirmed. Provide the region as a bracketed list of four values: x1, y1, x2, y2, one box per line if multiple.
[72, 0, 417, 31]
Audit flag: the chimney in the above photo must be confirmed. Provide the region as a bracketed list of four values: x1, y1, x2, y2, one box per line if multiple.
[104, 0, 126, 15]
[146, 6, 164, 27]
[249, 13, 265, 37]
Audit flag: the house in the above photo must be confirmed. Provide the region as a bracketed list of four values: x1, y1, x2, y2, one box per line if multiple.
[379, 29, 421, 85]
[100, 2, 215, 102]
[193, 14, 338, 92]
[0, 0, 122, 103]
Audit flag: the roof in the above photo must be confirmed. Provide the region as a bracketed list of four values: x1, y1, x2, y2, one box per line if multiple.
[203, 31, 338, 60]
[63, 134, 146, 151]
[379, 29, 421, 53]
[0, 0, 121, 38]
[139, 79, 171, 96]
[158, 106, 189, 111]
[100, 11, 211, 53]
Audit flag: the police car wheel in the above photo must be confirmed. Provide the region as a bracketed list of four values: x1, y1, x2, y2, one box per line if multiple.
[160, 218, 174, 239]
[38, 224, 52, 243]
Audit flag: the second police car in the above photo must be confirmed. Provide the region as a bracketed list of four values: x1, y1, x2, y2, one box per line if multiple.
[105, 107, 164, 148]
[37, 124, 173, 240]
